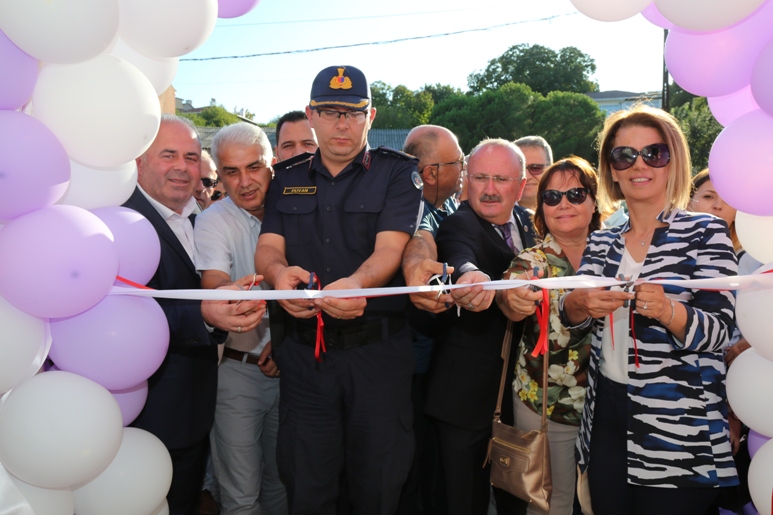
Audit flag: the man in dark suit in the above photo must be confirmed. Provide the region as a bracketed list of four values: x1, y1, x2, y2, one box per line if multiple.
[425, 138, 536, 515]
[123, 114, 265, 515]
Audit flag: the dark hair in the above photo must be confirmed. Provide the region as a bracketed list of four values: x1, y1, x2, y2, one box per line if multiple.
[275, 110, 308, 144]
[691, 168, 741, 252]
[533, 156, 602, 238]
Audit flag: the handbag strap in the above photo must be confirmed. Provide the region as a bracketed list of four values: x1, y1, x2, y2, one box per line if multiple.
[494, 319, 549, 431]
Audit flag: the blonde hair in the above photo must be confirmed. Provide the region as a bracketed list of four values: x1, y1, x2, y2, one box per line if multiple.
[597, 104, 691, 215]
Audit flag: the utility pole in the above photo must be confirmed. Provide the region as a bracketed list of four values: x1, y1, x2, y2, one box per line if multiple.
[662, 29, 670, 113]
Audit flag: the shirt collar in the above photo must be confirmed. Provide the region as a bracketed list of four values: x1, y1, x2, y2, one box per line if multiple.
[138, 184, 197, 220]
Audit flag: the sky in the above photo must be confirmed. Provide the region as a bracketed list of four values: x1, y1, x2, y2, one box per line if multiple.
[172, 0, 667, 124]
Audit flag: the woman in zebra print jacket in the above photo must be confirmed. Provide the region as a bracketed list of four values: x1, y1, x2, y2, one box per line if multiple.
[561, 105, 738, 515]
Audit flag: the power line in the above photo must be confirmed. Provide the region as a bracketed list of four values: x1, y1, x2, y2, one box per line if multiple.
[181, 12, 577, 62]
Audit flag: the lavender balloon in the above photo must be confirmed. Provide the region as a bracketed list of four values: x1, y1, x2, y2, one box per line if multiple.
[709, 86, 760, 126]
[640, 3, 674, 29]
[0, 111, 70, 221]
[751, 38, 773, 117]
[110, 381, 149, 426]
[0, 205, 119, 318]
[50, 295, 169, 391]
[217, 0, 260, 19]
[748, 429, 771, 459]
[710, 110, 773, 215]
[0, 29, 38, 110]
[91, 206, 160, 285]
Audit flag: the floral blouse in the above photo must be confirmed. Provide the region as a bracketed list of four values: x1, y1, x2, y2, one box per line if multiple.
[505, 234, 591, 426]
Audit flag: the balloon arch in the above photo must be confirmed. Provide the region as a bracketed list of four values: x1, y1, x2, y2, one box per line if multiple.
[1, 0, 773, 513]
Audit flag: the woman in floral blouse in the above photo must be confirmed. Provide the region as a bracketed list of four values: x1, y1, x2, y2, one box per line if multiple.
[496, 156, 603, 515]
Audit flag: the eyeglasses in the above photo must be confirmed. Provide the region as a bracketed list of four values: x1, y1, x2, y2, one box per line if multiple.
[526, 163, 549, 176]
[315, 109, 368, 124]
[426, 158, 466, 172]
[541, 187, 589, 207]
[201, 177, 219, 188]
[468, 173, 522, 185]
[609, 143, 670, 171]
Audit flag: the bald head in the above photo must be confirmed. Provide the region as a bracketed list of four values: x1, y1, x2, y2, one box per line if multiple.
[403, 125, 463, 207]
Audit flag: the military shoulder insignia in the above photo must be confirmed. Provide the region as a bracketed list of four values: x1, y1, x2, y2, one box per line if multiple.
[274, 151, 314, 173]
[329, 68, 353, 90]
[411, 170, 424, 190]
[373, 146, 420, 163]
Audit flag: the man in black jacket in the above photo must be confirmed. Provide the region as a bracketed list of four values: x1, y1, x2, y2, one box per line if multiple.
[426, 138, 536, 515]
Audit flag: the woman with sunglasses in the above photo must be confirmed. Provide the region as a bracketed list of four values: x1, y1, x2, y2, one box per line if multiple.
[561, 105, 738, 515]
[497, 156, 603, 515]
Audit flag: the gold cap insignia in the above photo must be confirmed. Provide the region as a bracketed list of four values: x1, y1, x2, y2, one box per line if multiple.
[329, 68, 353, 90]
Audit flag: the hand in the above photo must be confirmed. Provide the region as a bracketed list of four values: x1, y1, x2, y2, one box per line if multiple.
[258, 341, 279, 378]
[564, 287, 634, 323]
[233, 273, 263, 291]
[728, 412, 742, 455]
[274, 266, 319, 319]
[201, 283, 266, 333]
[500, 269, 544, 320]
[633, 283, 669, 321]
[314, 277, 367, 320]
[451, 270, 494, 312]
[405, 259, 455, 314]
[725, 338, 751, 367]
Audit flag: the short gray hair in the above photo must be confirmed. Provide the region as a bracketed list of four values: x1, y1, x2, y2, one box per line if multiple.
[469, 138, 526, 179]
[514, 135, 553, 164]
[211, 122, 273, 168]
[139, 114, 201, 164]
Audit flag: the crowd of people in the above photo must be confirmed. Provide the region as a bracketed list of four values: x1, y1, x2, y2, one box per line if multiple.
[126, 64, 755, 515]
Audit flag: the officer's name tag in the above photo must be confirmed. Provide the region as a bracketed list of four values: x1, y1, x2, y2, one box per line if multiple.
[283, 187, 317, 195]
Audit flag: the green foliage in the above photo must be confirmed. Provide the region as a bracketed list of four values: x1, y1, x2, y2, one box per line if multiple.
[371, 81, 434, 129]
[671, 96, 722, 172]
[467, 44, 598, 96]
[178, 105, 241, 128]
[530, 91, 605, 163]
[420, 83, 464, 107]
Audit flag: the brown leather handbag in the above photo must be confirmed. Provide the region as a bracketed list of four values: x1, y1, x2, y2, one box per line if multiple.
[485, 320, 552, 512]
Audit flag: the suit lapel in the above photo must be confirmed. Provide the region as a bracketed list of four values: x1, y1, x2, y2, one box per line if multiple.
[124, 188, 197, 275]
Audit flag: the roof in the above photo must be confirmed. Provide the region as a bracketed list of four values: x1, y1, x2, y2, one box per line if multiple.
[586, 90, 661, 101]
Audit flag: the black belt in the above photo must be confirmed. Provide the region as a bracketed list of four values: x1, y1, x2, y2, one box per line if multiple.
[222, 347, 261, 365]
[286, 317, 406, 350]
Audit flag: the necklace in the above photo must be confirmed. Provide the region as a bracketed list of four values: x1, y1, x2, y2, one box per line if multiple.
[627, 229, 655, 247]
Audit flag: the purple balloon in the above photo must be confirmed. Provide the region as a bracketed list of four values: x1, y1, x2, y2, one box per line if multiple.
[640, 3, 674, 29]
[217, 0, 260, 18]
[91, 206, 160, 285]
[0, 29, 38, 110]
[751, 38, 773, 117]
[710, 110, 773, 215]
[49, 295, 169, 391]
[709, 85, 760, 126]
[0, 205, 119, 318]
[748, 429, 771, 459]
[664, 0, 773, 97]
[0, 111, 70, 221]
[110, 381, 149, 426]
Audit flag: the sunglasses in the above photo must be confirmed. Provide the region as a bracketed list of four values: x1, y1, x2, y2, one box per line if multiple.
[609, 143, 670, 171]
[201, 177, 219, 188]
[541, 187, 589, 207]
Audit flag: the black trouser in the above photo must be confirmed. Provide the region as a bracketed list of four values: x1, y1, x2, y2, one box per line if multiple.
[588, 374, 719, 515]
[167, 437, 209, 515]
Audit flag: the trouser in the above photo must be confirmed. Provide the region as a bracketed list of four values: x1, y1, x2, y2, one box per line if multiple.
[167, 437, 209, 515]
[514, 400, 578, 515]
[588, 374, 719, 515]
[274, 330, 415, 515]
[210, 356, 285, 515]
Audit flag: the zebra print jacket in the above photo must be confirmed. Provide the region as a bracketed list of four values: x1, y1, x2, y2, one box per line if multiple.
[566, 208, 739, 489]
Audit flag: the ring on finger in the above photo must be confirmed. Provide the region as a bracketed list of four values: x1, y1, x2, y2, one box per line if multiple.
[237, 326, 242, 333]
[467, 302, 474, 309]
[642, 301, 648, 310]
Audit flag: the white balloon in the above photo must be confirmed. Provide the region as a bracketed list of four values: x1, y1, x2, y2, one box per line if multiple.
[57, 160, 138, 211]
[570, 0, 651, 22]
[0, 0, 118, 64]
[109, 38, 179, 96]
[73, 428, 172, 515]
[655, 0, 766, 31]
[0, 371, 123, 488]
[748, 438, 773, 515]
[726, 348, 773, 437]
[736, 211, 773, 265]
[118, 0, 217, 58]
[737, 277, 773, 361]
[32, 56, 160, 168]
[0, 294, 47, 394]
[10, 475, 74, 515]
[150, 500, 170, 515]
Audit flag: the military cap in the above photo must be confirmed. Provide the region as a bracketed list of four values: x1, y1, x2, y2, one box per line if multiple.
[309, 65, 370, 111]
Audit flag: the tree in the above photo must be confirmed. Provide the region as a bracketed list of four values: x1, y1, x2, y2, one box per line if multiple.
[178, 105, 240, 127]
[671, 96, 722, 172]
[467, 43, 598, 96]
[370, 81, 434, 129]
[420, 83, 463, 107]
[529, 91, 605, 163]
[431, 82, 537, 152]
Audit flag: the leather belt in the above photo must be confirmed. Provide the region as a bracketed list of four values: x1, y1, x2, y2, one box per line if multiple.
[222, 347, 261, 365]
[286, 316, 406, 350]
